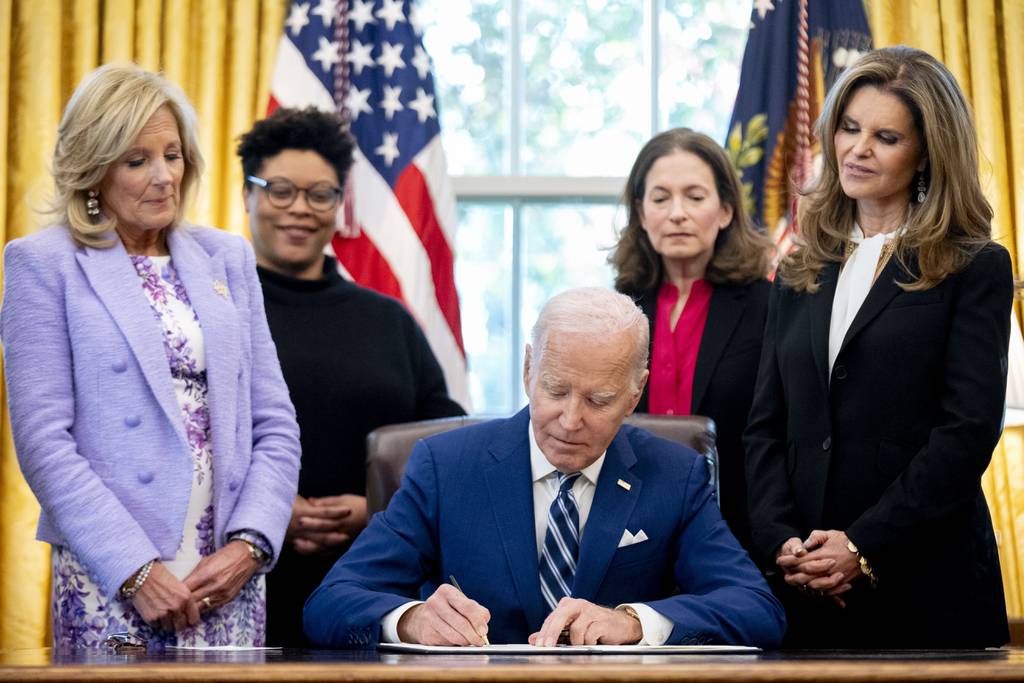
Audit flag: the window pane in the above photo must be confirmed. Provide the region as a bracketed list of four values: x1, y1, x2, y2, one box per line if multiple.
[421, 0, 509, 174]
[660, 0, 750, 141]
[522, 1, 648, 175]
[518, 202, 621, 406]
[455, 203, 515, 413]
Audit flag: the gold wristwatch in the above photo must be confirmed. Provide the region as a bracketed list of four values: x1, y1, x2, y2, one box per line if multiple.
[620, 605, 642, 623]
[619, 604, 643, 642]
[846, 539, 878, 587]
[238, 538, 268, 565]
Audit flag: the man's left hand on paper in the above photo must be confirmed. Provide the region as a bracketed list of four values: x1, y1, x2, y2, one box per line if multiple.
[529, 597, 642, 647]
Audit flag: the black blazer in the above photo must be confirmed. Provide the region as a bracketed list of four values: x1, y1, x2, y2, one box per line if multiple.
[628, 279, 770, 551]
[744, 244, 1012, 648]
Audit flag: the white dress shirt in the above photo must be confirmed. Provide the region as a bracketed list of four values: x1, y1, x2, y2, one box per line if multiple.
[526, 422, 673, 645]
[380, 421, 673, 645]
[829, 224, 901, 375]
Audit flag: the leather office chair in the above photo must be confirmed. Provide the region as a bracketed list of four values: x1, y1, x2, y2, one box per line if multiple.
[365, 414, 719, 516]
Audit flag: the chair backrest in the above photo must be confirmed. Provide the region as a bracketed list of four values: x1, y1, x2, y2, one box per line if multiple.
[365, 414, 719, 516]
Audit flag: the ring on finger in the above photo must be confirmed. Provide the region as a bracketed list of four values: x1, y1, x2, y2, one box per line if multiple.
[202, 596, 212, 610]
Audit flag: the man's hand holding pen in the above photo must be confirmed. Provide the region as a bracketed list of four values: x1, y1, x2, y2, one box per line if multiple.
[396, 583, 491, 646]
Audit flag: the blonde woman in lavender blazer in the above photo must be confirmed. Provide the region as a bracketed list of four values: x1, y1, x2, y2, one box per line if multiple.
[0, 64, 300, 648]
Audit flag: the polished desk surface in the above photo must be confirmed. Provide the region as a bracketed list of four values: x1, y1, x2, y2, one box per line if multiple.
[0, 647, 1023, 682]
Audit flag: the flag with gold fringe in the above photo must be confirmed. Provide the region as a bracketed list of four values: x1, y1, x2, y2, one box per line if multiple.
[726, 0, 871, 253]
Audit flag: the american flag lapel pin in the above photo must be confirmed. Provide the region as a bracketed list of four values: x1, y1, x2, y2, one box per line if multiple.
[617, 479, 631, 491]
[213, 280, 229, 299]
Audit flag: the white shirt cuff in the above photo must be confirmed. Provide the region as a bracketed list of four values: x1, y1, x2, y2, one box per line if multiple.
[380, 600, 424, 643]
[619, 603, 673, 645]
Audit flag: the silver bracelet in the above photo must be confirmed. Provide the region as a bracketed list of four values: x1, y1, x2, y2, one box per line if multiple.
[120, 560, 155, 599]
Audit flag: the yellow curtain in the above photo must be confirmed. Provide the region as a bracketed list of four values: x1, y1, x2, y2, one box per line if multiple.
[867, 0, 1024, 618]
[0, 0, 287, 649]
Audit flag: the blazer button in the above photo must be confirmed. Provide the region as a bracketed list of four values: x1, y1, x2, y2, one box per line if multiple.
[112, 360, 128, 373]
[834, 365, 848, 380]
[822, 436, 832, 451]
[124, 415, 141, 428]
[229, 479, 240, 492]
[137, 471, 154, 484]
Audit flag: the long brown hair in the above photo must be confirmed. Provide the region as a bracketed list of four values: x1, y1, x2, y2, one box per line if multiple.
[780, 46, 992, 292]
[610, 128, 772, 293]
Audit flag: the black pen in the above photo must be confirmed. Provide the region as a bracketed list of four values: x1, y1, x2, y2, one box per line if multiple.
[448, 574, 490, 645]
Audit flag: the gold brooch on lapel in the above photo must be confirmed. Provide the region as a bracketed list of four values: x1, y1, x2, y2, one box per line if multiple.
[213, 280, 229, 299]
[617, 479, 632, 491]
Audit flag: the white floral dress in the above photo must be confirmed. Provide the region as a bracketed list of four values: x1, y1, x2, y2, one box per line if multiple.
[51, 255, 265, 649]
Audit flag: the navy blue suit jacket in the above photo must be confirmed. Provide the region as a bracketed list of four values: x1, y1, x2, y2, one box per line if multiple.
[303, 408, 785, 648]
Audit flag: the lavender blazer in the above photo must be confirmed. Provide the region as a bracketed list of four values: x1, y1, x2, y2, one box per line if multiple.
[1, 224, 300, 597]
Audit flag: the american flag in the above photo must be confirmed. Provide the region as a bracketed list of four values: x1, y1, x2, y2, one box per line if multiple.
[268, 0, 469, 409]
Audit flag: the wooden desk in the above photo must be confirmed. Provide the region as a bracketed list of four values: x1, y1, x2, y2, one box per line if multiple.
[0, 648, 1022, 682]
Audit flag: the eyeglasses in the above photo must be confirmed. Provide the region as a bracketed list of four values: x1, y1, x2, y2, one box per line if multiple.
[247, 175, 343, 211]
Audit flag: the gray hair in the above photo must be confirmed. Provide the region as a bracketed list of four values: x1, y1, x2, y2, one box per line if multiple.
[530, 287, 650, 390]
[47, 63, 204, 248]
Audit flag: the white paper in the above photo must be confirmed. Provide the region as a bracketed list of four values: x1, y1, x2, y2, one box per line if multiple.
[378, 643, 759, 655]
[165, 645, 282, 651]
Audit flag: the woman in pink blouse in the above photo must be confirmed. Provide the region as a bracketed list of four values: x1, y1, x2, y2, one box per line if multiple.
[611, 128, 773, 550]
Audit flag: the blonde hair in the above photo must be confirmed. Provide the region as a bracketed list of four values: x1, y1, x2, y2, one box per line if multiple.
[47, 63, 204, 247]
[530, 287, 650, 391]
[781, 46, 992, 292]
[610, 127, 773, 293]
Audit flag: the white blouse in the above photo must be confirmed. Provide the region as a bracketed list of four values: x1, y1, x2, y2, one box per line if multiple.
[828, 225, 900, 376]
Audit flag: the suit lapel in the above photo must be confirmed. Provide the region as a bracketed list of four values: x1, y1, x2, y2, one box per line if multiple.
[809, 262, 839, 396]
[572, 432, 641, 602]
[75, 236, 185, 443]
[483, 409, 546, 630]
[691, 284, 744, 412]
[836, 257, 903, 359]
[167, 228, 240, 477]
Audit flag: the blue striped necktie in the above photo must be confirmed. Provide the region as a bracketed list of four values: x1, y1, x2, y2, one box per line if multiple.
[539, 471, 583, 612]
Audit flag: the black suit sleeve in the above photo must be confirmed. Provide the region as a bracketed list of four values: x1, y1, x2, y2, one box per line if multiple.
[847, 245, 1013, 564]
[743, 280, 804, 565]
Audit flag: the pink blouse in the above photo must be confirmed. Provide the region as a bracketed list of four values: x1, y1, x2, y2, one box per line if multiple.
[648, 279, 713, 415]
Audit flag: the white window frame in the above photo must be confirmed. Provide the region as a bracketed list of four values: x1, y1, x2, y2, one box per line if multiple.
[441, 0, 739, 410]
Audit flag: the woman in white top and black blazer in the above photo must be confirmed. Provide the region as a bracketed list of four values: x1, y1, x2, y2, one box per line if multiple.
[744, 46, 1013, 648]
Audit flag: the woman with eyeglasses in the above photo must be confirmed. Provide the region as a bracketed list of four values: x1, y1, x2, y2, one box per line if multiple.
[237, 107, 466, 647]
[1, 64, 300, 648]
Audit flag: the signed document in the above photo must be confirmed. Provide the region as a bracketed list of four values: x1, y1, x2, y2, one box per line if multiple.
[166, 646, 283, 651]
[379, 643, 760, 655]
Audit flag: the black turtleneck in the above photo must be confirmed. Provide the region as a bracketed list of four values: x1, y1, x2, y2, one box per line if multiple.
[258, 255, 465, 646]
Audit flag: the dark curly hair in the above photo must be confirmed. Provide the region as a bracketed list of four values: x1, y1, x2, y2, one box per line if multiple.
[610, 128, 773, 293]
[237, 106, 354, 186]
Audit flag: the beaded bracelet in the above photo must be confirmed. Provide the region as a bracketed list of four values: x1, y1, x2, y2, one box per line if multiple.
[119, 560, 155, 599]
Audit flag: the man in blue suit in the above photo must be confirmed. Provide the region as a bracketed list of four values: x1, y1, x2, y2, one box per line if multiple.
[304, 288, 785, 648]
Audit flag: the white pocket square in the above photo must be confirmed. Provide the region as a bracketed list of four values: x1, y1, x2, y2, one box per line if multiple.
[617, 528, 649, 548]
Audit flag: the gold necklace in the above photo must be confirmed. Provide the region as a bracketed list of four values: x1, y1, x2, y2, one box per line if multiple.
[843, 237, 898, 283]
